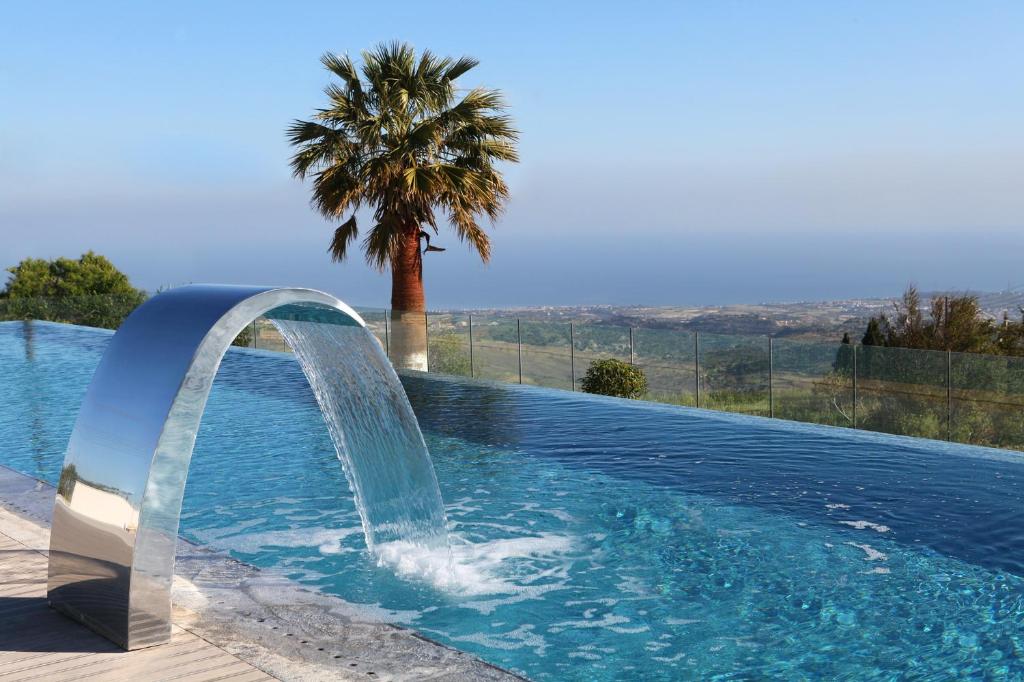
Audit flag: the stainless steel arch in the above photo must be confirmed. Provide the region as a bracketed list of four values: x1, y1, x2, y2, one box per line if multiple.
[47, 285, 367, 649]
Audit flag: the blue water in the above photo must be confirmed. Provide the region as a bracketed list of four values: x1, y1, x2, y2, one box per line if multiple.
[3, 320, 1024, 680]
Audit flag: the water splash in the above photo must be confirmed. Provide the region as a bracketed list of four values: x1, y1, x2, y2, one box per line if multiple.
[374, 533, 576, 597]
[271, 318, 451, 557]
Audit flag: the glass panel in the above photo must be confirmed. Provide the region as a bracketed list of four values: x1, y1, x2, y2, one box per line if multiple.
[427, 312, 472, 377]
[772, 338, 854, 427]
[951, 351, 1024, 449]
[469, 315, 521, 383]
[11, 295, 1024, 452]
[356, 308, 389, 356]
[632, 327, 696, 406]
[519, 320, 573, 390]
[387, 310, 428, 370]
[253, 316, 289, 352]
[855, 345, 948, 439]
[698, 332, 770, 416]
[572, 323, 632, 390]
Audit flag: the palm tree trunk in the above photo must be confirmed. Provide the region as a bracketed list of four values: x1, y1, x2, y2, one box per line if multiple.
[389, 227, 428, 371]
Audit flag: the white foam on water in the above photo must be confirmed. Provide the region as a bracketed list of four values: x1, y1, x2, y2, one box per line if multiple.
[340, 601, 424, 625]
[448, 623, 548, 656]
[519, 501, 575, 523]
[192, 525, 364, 555]
[374, 532, 576, 597]
[568, 651, 602, 660]
[463, 580, 574, 616]
[839, 520, 891, 533]
[443, 496, 483, 515]
[450, 520, 526, 534]
[318, 538, 359, 555]
[550, 613, 636, 633]
[846, 542, 888, 561]
[565, 597, 618, 608]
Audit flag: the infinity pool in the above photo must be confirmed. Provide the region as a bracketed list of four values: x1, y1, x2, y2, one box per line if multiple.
[2, 321, 1024, 679]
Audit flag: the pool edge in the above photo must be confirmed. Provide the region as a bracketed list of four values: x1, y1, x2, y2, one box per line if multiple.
[0, 463, 527, 682]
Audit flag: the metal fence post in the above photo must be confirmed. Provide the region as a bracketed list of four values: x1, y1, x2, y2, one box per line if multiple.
[852, 345, 858, 428]
[629, 327, 635, 365]
[384, 310, 390, 359]
[694, 331, 701, 408]
[768, 336, 774, 418]
[517, 318, 523, 384]
[570, 322, 576, 391]
[468, 313, 474, 378]
[424, 310, 430, 371]
[947, 349, 952, 441]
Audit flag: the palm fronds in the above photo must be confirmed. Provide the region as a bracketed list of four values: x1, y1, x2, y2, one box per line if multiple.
[288, 42, 518, 271]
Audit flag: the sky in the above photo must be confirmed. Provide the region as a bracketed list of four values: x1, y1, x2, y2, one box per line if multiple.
[2, 1, 1022, 308]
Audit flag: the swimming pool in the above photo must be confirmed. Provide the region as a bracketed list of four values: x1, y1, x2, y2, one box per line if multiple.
[2, 320, 1023, 679]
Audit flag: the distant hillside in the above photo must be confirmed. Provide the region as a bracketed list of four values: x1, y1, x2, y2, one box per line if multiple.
[439, 289, 1024, 341]
[924, 289, 1024, 320]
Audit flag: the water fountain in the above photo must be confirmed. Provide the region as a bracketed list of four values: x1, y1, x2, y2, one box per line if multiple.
[46, 285, 449, 650]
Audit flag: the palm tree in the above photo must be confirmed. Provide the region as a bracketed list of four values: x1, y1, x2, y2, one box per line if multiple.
[288, 42, 518, 370]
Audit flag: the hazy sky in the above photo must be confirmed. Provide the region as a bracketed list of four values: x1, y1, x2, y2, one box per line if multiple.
[2, 1, 1022, 308]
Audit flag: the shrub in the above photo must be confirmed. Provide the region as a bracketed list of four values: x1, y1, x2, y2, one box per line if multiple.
[3, 252, 144, 300]
[580, 358, 647, 399]
[0, 252, 147, 329]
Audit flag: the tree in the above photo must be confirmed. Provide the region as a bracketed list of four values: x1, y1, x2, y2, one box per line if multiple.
[834, 331, 854, 376]
[862, 317, 885, 346]
[857, 285, 1004, 354]
[890, 285, 927, 348]
[580, 359, 648, 399]
[3, 251, 143, 300]
[995, 309, 1024, 356]
[288, 42, 518, 370]
[1, 252, 146, 329]
[928, 294, 994, 353]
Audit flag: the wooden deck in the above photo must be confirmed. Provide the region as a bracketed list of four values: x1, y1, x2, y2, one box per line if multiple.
[0, 528, 277, 682]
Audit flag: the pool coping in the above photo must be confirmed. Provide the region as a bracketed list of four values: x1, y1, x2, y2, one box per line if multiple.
[0, 463, 526, 682]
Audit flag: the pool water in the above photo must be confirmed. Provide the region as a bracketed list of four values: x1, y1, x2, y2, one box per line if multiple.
[3, 321, 1024, 680]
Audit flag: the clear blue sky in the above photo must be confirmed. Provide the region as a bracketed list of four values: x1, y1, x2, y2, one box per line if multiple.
[2, 1, 1022, 307]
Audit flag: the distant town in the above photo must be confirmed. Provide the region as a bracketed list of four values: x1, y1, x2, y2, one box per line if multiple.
[442, 289, 1024, 341]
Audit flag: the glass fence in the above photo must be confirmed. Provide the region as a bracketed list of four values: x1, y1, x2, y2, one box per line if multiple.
[3, 295, 1024, 452]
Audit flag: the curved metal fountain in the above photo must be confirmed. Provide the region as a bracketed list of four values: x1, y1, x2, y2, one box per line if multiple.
[46, 284, 447, 649]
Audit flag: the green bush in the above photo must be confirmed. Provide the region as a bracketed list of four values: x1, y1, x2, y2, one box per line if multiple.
[0, 252, 147, 330]
[3, 252, 144, 300]
[581, 358, 648, 399]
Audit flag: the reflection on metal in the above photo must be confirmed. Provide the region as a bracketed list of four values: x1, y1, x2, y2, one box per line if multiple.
[47, 285, 365, 650]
